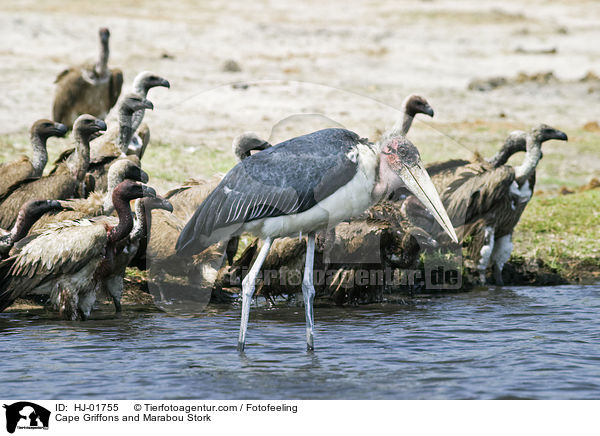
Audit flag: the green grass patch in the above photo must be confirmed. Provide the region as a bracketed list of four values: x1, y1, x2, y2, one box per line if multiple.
[513, 189, 600, 273]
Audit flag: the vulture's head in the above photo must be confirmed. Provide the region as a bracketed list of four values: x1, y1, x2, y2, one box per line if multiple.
[133, 71, 170, 94]
[108, 159, 149, 189]
[232, 132, 272, 161]
[21, 199, 68, 217]
[99, 27, 110, 44]
[73, 115, 107, 141]
[113, 180, 156, 205]
[533, 124, 568, 144]
[31, 119, 67, 140]
[121, 93, 154, 116]
[404, 95, 434, 118]
[141, 196, 174, 214]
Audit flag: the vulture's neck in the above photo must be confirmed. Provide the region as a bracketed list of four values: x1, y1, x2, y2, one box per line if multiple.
[117, 108, 135, 153]
[95, 39, 109, 77]
[68, 132, 91, 181]
[29, 133, 48, 177]
[514, 137, 542, 184]
[130, 84, 149, 134]
[102, 176, 120, 214]
[487, 138, 522, 168]
[130, 199, 150, 242]
[387, 108, 414, 139]
[108, 195, 134, 244]
[10, 206, 42, 243]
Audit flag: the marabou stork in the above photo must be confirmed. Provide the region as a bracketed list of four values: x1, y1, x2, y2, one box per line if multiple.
[176, 127, 457, 351]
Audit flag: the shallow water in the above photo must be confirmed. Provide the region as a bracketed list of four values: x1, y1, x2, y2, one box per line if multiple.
[1, 284, 599, 399]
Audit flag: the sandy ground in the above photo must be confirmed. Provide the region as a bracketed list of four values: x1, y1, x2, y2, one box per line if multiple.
[0, 0, 599, 193]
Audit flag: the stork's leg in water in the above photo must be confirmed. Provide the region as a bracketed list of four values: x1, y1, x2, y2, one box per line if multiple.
[491, 234, 513, 286]
[238, 237, 272, 351]
[302, 234, 316, 350]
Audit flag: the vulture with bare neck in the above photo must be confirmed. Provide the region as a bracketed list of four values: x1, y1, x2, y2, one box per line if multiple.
[0, 180, 157, 320]
[52, 28, 123, 129]
[120, 72, 170, 158]
[440, 124, 568, 284]
[0, 115, 106, 230]
[0, 120, 67, 199]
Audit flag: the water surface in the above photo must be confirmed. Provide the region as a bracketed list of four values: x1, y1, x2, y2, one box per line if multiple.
[1, 285, 599, 399]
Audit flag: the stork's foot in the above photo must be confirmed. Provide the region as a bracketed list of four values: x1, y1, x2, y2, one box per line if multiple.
[237, 340, 245, 352]
[306, 330, 314, 351]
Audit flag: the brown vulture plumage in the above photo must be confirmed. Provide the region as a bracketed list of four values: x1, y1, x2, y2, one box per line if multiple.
[0, 180, 157, 320]
[52, 28, 123, 129]
[0, 115, 106, 230]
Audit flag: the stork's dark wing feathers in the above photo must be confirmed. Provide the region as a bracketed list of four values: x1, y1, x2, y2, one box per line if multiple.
[177, 128, 363, 255]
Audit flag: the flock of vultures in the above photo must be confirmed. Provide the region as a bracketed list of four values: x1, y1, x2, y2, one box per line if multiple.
[0, 28, 569, 349]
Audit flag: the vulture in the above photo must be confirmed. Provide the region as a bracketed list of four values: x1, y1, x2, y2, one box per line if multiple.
[0, 200, 68, 259]
[0, 120, 67, 199]
[0, 180, 157, 320]
[440, 124, 568, 285]
[28, 159, 149, 233]
[0, 115, 107, 230]
[103, 71, 170, 158]
[104, 195, 173, 313]
[52, 28, 123, 129]
[126, 71, 170, 158]
[53, 94, 153, 193]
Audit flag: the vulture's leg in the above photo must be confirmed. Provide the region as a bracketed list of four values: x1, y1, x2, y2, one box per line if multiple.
[302, 233, 316, 351]
[238, 237, 272, 351]
[478, 226, 495, 285]
[491, 234, 513, 286]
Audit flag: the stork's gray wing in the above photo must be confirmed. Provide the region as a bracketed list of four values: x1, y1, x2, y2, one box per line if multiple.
[177, 128, 364, 255]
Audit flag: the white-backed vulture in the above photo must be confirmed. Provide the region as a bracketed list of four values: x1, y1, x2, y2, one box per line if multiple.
[52, 28, 123, 129]
[0, 120, 67, 199]
[0, 115, 106, 230]
[0, 180, 157, 320]
[440, 124, 568, 284]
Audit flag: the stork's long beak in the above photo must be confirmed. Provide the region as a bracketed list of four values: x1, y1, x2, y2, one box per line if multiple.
[397, 161, 458, 243]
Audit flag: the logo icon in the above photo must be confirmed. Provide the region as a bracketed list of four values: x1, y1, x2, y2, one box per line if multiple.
[3, 402, 50, 434]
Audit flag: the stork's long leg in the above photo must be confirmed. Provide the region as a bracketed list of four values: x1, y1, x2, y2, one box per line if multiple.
[238, 237, 272, 351]
[302, 233, 316, 351]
